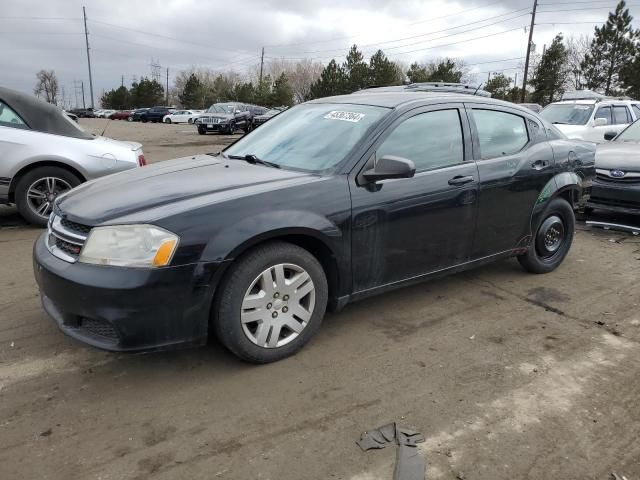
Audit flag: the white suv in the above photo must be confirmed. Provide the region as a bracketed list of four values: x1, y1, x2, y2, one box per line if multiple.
[540, 93, 640, 143]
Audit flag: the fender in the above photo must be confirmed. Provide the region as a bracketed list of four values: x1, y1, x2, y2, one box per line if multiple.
[530, 172, 583, 232]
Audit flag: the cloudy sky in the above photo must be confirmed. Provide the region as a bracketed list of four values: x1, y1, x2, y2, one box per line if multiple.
[2, 0, 638, 107]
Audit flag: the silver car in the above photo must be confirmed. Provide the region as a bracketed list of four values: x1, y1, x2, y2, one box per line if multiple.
[0, 87, 144, 226]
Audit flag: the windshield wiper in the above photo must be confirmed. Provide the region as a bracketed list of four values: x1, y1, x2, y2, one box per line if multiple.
[227, 154, 280, 169]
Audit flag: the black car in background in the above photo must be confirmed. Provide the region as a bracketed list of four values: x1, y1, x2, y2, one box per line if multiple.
[140, 106, 175, 123]
[129, 108, 149, 122]
[252, 108, 283, 127]
[69, 108, 95, 118]
[34, 87, 595, 363]
[586, 120, 640, 214]
[196, 102, 253, 134]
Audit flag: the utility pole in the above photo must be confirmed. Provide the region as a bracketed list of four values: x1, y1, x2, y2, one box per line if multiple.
[121, 75, 124, 87]
[81, 81, 86, 108]
[259, 47, 265, 84]
[487, 72, 492, 83]
[166, 67, 169, 105]
[83, 6, 95, 109]
[521, 0, 537, 103]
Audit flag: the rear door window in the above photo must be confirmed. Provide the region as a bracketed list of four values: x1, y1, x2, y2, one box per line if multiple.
[612, 106, 631, 125]
[471, 109, 529, 159]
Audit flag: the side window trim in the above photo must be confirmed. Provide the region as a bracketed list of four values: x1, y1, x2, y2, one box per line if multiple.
[465, 104, 531, 161]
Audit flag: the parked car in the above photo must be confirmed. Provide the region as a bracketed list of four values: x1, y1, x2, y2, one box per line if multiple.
[195, 102, 252, 134]
[520, 103, 542, 113]
[109, 110, 133, 120]
[585, 120, 640, 214]
[162, 109, 201, 124]
[0, 87, 146, 226]
[252, 108, 282, 127]
[33, 86, 595, 362]
[540, 91, 640, 143]
[129, 108, 149, 122]
[96, 109, 116, 118]
[140, 106, 175, 123]
[69, 108, 95, 118]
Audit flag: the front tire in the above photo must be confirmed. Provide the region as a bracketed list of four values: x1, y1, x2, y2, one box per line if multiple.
[213, 242, 328, 363]
[165, 118, 171, 124]
[227, 122, 235, 135]
[518, 198, 575, 274]
[15, 166, 81, 227]
[198, 126, 206, 135]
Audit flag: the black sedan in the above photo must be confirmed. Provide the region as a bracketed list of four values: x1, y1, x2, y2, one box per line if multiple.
[33, 88, 595, 363]
[586, 121, 640, 214]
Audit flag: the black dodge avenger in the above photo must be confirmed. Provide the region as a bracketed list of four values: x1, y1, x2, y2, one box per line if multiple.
[34, 86, 596, 363]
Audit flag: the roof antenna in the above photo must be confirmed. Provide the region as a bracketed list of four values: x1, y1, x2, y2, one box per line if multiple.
[473, 83, 484, 96]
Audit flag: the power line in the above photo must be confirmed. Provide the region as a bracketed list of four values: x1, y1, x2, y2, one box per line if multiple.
[266, 0, 507, 48]
[0, 16, 80, 20]
[538, 4, 640, 13]
[265, 8, 530, 57]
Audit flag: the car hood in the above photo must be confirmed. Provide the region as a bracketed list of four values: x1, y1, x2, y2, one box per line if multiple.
[56, 154, 317, 225]
[596, 142, 640, 170]
[553, 124, 587, 138]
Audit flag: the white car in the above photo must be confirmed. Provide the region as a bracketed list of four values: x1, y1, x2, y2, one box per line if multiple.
[0, 87, 145, 226]
[540, 93, 640, 143]
[97, 109, 116, 118]
[162, 109, 202, 124]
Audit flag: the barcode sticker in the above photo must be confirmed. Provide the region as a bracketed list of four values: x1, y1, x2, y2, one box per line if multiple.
[324, 111, 365, 122]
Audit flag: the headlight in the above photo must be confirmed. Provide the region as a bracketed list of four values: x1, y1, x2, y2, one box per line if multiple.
[79, 225, 179, 267]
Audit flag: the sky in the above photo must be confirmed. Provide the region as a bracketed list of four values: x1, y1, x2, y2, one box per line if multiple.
[2, 0, 638, 108]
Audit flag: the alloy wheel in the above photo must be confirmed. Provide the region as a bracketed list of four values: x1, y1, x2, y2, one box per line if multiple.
[26, 177, 71, 219]
[240, 263, 315, 348]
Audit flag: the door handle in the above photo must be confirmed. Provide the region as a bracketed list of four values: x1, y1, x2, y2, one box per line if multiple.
[448, 175, 474, 186]
[531, 160, 550, 170]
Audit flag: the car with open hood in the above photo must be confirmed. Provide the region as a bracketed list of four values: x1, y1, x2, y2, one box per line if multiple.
[0, 87, 145, 226]
[33, 86, 595, 363]
[586, 120, 640, 214]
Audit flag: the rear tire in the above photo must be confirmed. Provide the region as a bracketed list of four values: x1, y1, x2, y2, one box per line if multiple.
[141, 118, 148, 123]
[15, 166, 81, 227]
[165, 118, 171, 124]
[518, 198, 575, 274]
[213, 242, 328, 363]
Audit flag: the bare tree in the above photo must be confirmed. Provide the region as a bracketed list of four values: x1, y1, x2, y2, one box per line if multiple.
[248, 58, 324, 103]
[565, 34, 591, 90]
[34, 69, 59, 104]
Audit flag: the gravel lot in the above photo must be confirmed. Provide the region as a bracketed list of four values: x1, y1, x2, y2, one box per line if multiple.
[1, 120, 640, 480]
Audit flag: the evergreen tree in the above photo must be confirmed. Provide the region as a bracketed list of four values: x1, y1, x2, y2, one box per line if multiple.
[343, 45, 369, 91]
[254, 75, 273, 106]
[425, 59, 464, 83]
[129, 77, 164, 107]
[620, 56, 640, 98]
[406, 62, 430, 83]
[100, 86, 131, 109]
[530, 34, 569, 105]
[212, 74, 235, 102]
[271, 73, 294, 107]
[234, 82, 256, 104]
[179, 73, 203, 108]
[309, 60, 348, 99]
[581, 0, 638, 94]
[484, 73, 512, 100]
[368, 50, 399, 86]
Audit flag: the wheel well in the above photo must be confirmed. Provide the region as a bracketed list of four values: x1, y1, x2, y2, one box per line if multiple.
[556, 187, 579, 207]
[214, 234, 341, 311]
[9, 161, 86, 202]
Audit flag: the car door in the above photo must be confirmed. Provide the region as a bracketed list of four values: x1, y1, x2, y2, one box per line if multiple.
[350, 104, 479, 293]
[0, 100, 31, 199]
[467, 105, 556, 258]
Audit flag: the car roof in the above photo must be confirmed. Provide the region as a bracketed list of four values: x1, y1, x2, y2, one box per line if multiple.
[307, 90, 535, 113]
[0, 86, 93, 139]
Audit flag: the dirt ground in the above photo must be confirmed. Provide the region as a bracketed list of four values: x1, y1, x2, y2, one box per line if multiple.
[1, 120, 640, 480]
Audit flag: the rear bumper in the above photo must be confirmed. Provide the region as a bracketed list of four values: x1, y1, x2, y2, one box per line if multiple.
[587, 180, 640, 214]
[33, 233, 220, 352]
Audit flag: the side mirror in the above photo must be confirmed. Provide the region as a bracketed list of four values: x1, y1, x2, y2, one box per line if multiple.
[593, 117, 608, 127]
[604, 131, 617, 141]
[362, 155, 416, 183]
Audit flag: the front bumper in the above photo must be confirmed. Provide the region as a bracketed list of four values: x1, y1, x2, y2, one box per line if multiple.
[33, 233, 219, 352]
[587, 179, 640, 215]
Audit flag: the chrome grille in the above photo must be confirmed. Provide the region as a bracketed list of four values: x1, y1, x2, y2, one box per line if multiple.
[198, 116, 225, 124]
[595, 169, 640, 184]
[46, 214, 91, 263]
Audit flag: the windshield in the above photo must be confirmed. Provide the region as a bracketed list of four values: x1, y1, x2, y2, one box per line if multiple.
[615, 120, 640, 142]
[224, 103, 388, 172]
[207, 103, 236, 114]
[540, 104, 594, 125]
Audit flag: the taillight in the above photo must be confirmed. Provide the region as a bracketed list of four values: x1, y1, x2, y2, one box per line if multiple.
[138, 154, 147, 166]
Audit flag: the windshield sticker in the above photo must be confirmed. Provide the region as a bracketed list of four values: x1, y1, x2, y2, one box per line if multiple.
[574, 106, 591, 109]
[324, 111, 365, 122]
